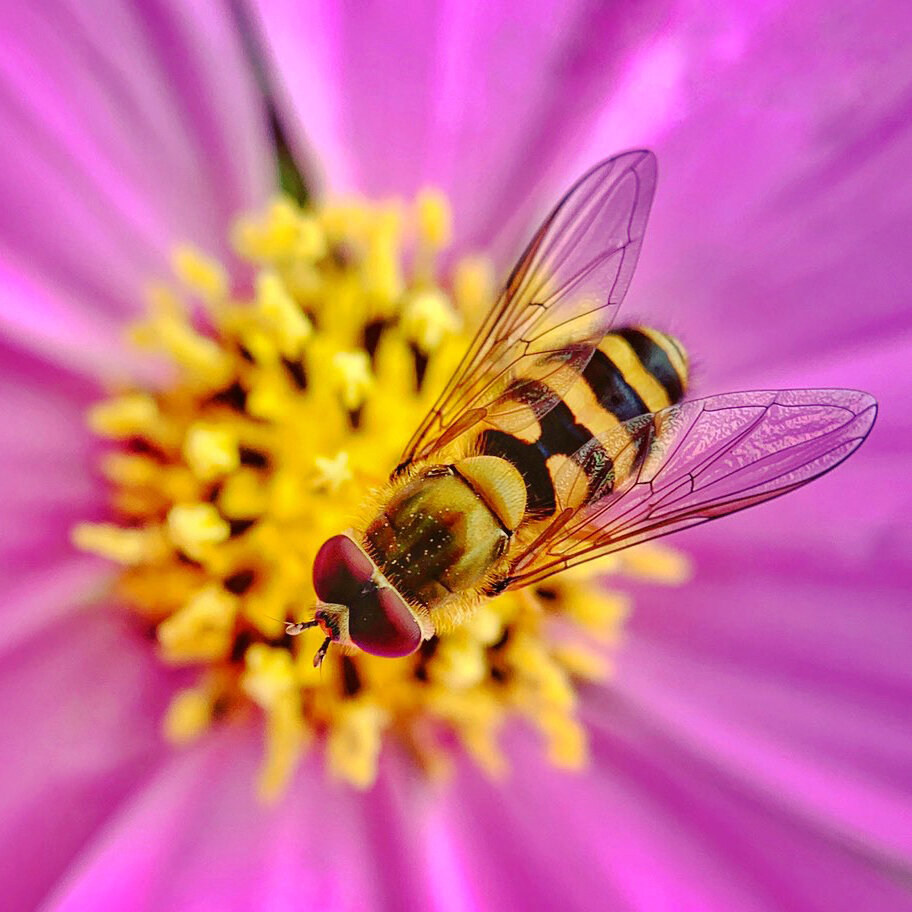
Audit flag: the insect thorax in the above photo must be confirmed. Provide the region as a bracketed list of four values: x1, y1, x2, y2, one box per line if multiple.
[364, 468, 509, 608]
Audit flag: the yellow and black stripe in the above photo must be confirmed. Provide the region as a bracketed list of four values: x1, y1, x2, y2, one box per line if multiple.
[479, 326, 688, 517]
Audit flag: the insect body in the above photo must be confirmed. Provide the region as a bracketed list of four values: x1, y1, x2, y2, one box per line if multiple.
[476, 326, 688, 519]
[289, 150, 877, 665]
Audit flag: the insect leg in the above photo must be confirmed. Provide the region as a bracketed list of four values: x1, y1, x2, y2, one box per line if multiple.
[313, 636, 332, 668]
[286, 618, 320, 636]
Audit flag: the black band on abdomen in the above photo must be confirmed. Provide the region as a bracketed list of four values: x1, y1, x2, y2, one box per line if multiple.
[614, 328, 684, 403]
[581, 348, 649, 420]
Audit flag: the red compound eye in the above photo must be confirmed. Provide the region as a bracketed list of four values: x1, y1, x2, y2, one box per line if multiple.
[348, 586, 422, 658]
[312, 534, 375, 604]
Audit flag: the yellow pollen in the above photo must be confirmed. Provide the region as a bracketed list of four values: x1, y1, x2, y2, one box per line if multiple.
[452, 255, 495, 328]
[619, 542, 692, 585]
[130, 305, 232, 384]
[171, 245, 228, 301]
[327, 702, 387, 789]
[401, 288, 461, 353]
[256, 272, 313, 358]
[233, 198, 303, 261]
[158, 584, 238, 662]
[242, 644, 299, 708]
[76, 190, 687, 796]
[71, 522, 164, 565]
[88, 393, 159, 439]
[163, 686, 214, 744]
[431, 634, 488, 689]
[362, 204, 405, 309]
[313, 451, 353, 493]
[167, 503, 230, 558]
[416, 188, 453, 250]
[258, 691, 308, 802]
[183, 424, 239, 482]
[331, 350, 374, 411]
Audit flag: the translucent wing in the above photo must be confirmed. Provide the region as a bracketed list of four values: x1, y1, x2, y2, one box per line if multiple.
[503, 389, 877, 589]
[396, 150, 656, 473]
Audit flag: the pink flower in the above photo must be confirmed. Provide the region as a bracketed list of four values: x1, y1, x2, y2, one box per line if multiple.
[2, 2, 911, 910]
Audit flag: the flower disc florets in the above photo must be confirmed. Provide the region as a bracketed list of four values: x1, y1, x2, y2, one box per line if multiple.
[75, 192, 688, 798]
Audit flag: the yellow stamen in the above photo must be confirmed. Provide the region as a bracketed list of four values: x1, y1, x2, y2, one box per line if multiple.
[246, 371, 291, 421]
[259, 692, 308, 802]
[158, 584, 238, 662]
[167, 503, 230, 558]
[218, 469, 269, 518]
[171, 245, 228, 301]
[326, 702, 387, 789]
[619, 542, 692, 585]
[71, 522, 164, 565]
[88, 393, 159, 439]
[294, 213, 328, 262]
[362, 204, 405, 310]
[163, 686, 215, 744]
[232, 198, 303, 261]
[331, 350, 374, 411]
[506, 631, 578, 716]
[464, 603, 504, 645]
[183, 424, 239, 482]
[100, 452, 160, 487]
[130, 307, 232, 384]
[313, 451, 353, 493]
[430, 634, 487, 689]
[415, 188, 452, 251]
[401, 288, 461, 353]
[540, 710, 588, 770]
[242, 643, 298, 708]
[452, 255, 495, 328]
[76, 190, 687, 797]
[255, 272, 313, 359]
[553, 643, 612, 682]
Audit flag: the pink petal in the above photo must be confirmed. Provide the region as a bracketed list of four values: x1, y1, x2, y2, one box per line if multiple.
[580, 699, 912, 911]
[609, 541, 912, 869]
[0, 340, 101, 587]
[590, 0, 912, 389]
[43, 729, 416, 911]
[250, 0, 675, 254]
[665, 328, 912, 564]
[33, 702, 912, 912]
[0, 554, 111, 654]
[0, 607, 174, 912]
[390, 716, 912, 912]
[0, 2, 273, 375]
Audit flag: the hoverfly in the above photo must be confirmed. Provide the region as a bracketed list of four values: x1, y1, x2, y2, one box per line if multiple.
[288, 150, 877, 666]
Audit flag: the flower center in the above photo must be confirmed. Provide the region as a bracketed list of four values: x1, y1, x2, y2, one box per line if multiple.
[74, 191, 689, 799]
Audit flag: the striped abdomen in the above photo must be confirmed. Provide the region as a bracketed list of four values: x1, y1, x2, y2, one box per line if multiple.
[479, 327, 688, 517]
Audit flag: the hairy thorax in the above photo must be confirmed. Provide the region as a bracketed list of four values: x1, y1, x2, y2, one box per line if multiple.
[364, 457, 527, 608]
